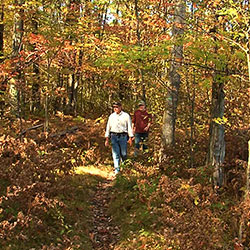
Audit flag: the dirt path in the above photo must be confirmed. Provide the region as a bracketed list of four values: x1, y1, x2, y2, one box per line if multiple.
[89, 178, 120, 250]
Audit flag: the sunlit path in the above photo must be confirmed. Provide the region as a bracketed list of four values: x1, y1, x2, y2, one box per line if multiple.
[75, 165, 112, 180]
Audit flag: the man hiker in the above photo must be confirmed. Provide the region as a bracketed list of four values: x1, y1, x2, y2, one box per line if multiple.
[105, 101, 134, 175]
[132, 100, 152, 156]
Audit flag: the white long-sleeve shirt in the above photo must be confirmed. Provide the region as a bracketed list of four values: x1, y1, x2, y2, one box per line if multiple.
[105, 111, 134, 138]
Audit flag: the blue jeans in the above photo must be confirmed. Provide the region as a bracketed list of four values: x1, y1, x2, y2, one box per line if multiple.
[135, 133, 148, 152]
[110, 134, 128, 173]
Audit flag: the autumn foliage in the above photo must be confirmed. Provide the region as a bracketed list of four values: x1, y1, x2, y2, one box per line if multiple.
[0, 0, 250, 249]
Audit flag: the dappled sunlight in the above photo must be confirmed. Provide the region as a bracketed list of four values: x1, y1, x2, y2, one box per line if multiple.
[74, 165, 113, 179]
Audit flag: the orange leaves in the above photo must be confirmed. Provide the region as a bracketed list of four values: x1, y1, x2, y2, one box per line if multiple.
[28, 33, 47, 45]
[175, 22, 184, 29]
[63, 40, 75, 51]
[55, 87, 66, 97]
[183, 41, 193, 49]
[104, 83, 116, 88]
[143, 14, 170, 30]
[159, 34, 171, 41]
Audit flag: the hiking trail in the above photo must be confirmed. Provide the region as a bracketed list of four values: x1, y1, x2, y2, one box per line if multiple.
[89, 178, 120, 250]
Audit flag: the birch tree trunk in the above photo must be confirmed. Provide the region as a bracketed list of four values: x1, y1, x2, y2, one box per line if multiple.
[161, 0, 185, 147]
[11, 0, 24, 122]
[12, 0, 24, 57]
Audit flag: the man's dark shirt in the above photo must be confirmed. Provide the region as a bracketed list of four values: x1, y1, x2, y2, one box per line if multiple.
[132, 109, 152, 133]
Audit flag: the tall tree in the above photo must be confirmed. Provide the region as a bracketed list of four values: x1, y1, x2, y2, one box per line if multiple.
[161, 0, 186, 147]
[10, 0, 24, 121]
[31, 9, 40, 112]
[0, 3, 3, 63]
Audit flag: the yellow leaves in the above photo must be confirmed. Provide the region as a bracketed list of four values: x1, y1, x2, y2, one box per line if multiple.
[180, 183, 191, 190]
[70, 158, 76, 164]
[61, 6, 68, 15]
[56, 111, 65, 120]
[179, 183, 200, 206]
[213, 116, 229, 125]
[233, 108, 242, 115]
[218, 16, 224, 23]
[84, 43, 94, 48]
[194, 197, 200, 206]
[95, 117, 105, 124]
[55, 87, 66, 96]
[212, 0, 221, 7]
[9, 78, 16, 84]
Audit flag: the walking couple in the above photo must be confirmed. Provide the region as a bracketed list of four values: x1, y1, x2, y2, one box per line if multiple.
[105, 100, 152, 175]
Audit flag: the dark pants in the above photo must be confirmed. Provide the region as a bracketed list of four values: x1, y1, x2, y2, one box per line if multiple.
[135, 132, 148, 153]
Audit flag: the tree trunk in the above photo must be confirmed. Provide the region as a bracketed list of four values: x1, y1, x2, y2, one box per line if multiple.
[247, 140, 250, 193]
[161, 0, 185, 147]
[31, 15, 40, 112]
[207, 80, 225, 189]
[67, 74, 78, 114]
[0, 4, 4, 62]
[44, 59, 51, 132]
[45, 92, 48, 132]
[0, 4, 5, 117]
[135, 0, 146, 102]
[187, 71, 196, 168]
[10, 0, 24, 117]
[12, 0, 24, 57]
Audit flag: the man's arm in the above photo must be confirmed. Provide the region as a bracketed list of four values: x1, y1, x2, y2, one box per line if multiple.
[144, 113, 152, 131]
[127, 114, 133, 135]
[127, 114, 134, 146]
[132, 112, 136, 133]
[105, 117, 111, 146]
[105, 137, 109, 147]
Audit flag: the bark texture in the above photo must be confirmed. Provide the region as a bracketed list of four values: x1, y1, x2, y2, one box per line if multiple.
[162, 0, 185, 147]
[207, 81, 225, 188]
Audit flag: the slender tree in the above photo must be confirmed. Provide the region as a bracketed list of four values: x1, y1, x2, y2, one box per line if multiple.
[31, 10, 40, 112]
[10, 0, 24, 125]
[161, 0, 186, 147]
[0, 3, 3, 63]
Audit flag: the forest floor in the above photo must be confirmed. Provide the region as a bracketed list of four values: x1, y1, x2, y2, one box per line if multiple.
[0, 115, 249, 249]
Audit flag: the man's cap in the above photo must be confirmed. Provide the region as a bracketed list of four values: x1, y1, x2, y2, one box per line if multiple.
[138, 100, 145, 106]
[113, 101, 122, 107]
